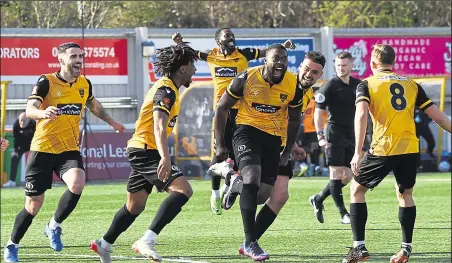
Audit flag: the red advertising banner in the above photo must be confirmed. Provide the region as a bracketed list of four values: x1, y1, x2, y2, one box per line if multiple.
[0, 38, 128, 81]
[333, 36, 451, 79]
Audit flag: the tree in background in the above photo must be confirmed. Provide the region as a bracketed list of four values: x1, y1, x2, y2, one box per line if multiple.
[1, 1, 450, 28]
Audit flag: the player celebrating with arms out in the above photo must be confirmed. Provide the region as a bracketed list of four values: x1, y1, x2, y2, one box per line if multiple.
[342, 44, 451, 263]
[3, 42, 125, 263]
[173, 29, 295, 215]
[91, 44, 197, 263]
[214, 44, 303, 261]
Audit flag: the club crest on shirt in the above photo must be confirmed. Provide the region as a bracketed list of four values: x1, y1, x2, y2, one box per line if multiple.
[280, 93, 288, 102]
[79, 88, 84, 98]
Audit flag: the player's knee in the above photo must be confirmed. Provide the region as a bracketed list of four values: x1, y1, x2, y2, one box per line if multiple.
[67, 181, 85, 195]
[350, 180, 366, 196]
[329, 166, 343, 179]
[273, 190, 289, 206]
[180, 183, 193, 198]
[126, 200, 146, 215]
[25, 195, 44, 215]
[241, 165, 261, 185]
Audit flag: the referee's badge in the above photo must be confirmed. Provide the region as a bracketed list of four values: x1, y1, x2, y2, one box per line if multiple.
[315, 93, 325, 103]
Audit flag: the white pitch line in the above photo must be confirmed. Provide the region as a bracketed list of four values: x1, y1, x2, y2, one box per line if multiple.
[18, 253, 212, 263]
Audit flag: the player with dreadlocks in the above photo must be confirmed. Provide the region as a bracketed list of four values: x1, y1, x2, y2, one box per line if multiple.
[90, 44, 197, 263]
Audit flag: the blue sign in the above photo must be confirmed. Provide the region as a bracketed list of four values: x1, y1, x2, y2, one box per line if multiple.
[236, 37, 315, 74]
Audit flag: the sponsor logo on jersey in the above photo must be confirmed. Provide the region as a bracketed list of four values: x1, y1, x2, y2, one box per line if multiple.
[251, 103, 281, 113]
[57, 103, 82, 115]
[214, 67, 237, 77]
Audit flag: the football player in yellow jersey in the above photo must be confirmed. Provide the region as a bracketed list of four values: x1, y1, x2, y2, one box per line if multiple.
[214, 44, 303, 261]
[90, 44, 197, 263]
[342, 44, 451, 263]
[1, 137, 8, 151]
[220, 52, 326, 254]
[173, 29, 295, 215]
[3, 42, 125, 263]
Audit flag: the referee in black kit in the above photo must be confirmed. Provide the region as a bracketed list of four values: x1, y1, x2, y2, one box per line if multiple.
[308, 51, 361, 224]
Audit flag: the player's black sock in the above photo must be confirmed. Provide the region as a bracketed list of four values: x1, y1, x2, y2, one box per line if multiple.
[211, 176, 221, 190]
[103, 205, 138, 244]
[254, 204, 277, 240]
[315, 181, 331, 203]
[330, 179, 348, 217]
[149, 191, 189, 234]
[240, 184, 259, 246]
[350, 203, 367, 241]
[54, 189, 82, 223]
[399, 206, 416, 243]
[11, 209, 35, 244]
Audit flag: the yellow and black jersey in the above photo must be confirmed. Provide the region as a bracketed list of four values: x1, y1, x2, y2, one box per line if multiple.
[28, 71, 94, 154]
[127, 77, 180, 150]
[227, 66, 303, 137]
[356, 70, 433, 156]
[280, 83, 313, 146]
[197, 47, 259, 108]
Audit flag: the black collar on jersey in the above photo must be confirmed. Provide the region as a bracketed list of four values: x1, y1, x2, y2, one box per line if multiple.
[56, 70, 78, 86]
[377, 69, 393, 73]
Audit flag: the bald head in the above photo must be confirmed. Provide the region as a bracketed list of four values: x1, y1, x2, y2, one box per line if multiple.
[18, 112, 29, 128]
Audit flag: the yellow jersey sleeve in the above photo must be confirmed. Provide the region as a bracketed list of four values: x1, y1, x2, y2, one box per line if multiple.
[226, 70, 247, 99]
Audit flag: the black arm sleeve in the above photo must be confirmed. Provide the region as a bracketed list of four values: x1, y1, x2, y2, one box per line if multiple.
[415, 82, 434, 111]
[315, 81, 331, 110]
[289, 83, 303, 108]
[86, 79, 94, 101]
[28, 75, 49, 102]
[152, 86, 177, 115]
[12, 120, 19, 138]
[195, 50, 210, 61]
[355, 80, 370, 104]
[226, 70, 248, 99]
[238, 48, 259, 61]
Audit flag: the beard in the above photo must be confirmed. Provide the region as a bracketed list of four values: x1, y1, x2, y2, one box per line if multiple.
[68, 64, 81, 78]
[221, 39, 236, 54]
[270, 66, 287, 84]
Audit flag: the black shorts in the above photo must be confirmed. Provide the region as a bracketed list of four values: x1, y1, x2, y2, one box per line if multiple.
[325, 144, 354, 168]
[126, 147, 184, 194]
[278, 146, 294, 178]
[355, 152, 419, 192]
[233, 125, 281, 186]
[25, 150, 84, 196]
[301, 132, 319, 153]
[211, 109, 238, 170]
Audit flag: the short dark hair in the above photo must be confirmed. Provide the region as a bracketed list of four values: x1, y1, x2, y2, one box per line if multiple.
[336, 51, 353, 60]
[58, 42, 81, 54]
[215, 27, 231, 41]
[267, 43, 287, 54]
[372, 44, 396, 65]
[305, 51, 326, 68]
[153, 43, 198, 76]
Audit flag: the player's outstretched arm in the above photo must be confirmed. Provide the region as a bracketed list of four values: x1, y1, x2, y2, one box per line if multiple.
[257, 39, 296, 58]
[172, 32, 209, 61]
[86, 98, 125, 132]
[424, 105, 451, 133]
